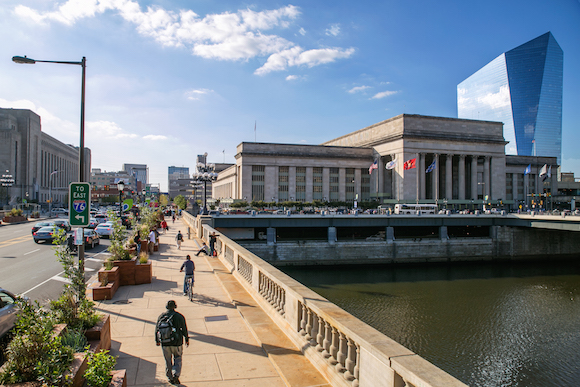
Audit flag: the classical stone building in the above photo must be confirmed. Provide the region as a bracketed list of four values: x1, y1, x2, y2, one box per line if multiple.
[213, 114, 558, 210]
[0, 108, 91, 207]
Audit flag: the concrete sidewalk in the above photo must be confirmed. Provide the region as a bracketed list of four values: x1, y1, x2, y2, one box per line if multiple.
[93, 218, 329, 387]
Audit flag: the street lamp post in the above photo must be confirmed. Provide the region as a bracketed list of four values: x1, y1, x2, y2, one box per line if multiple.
[13, 55, 87, 292]
[118, 181, 125, 216]
[191, 156, 218, 214]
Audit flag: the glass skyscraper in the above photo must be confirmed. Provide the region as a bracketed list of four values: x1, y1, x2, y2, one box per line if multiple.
[458, 32, 563, 163]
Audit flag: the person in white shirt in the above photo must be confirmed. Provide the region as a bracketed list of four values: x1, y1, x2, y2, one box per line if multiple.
[148, 229, 156, 254]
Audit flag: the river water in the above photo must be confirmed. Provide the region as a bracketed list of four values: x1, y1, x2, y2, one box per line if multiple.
[281, 261, 580, 387]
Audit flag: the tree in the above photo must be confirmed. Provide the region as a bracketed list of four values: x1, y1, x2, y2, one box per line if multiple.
[159, 194, 168, 207]
[173, 195, 188, 210]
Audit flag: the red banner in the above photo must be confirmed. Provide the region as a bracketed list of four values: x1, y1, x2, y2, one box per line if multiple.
[403, 158, 417, 170]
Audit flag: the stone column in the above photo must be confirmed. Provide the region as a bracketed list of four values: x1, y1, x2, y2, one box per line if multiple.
[322, 167, 330, 202]
[354, 168, 361, 202]
[419, 153, 426, 200]
[328, 227, 337, 244]
[386, 226, 394, 244]
[289, 166, 296, 201]
[306, 167, 313, 203]
[339, 168, 346, 202]
[445, 154, 453, 200]
[267, 227, 276, 245]
[377, 158, 384, 198]
[458, 155, 466, 200]
[484, 156, 491, 199]
[432, 154, 439, 200]
[512, 173, 518, 201]
[471, 156, 478, 200]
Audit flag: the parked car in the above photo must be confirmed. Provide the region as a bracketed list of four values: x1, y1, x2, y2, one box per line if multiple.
[94, 222, 114, 238]
[32, 226, 60, 244]
[52, 208, 67, 215]
[87, 218, 99, 229]
[52, 219, 71, 232]
[83, 229, 100, 249]
[31, 221, 54, 234]
[0, 288, 18, 362]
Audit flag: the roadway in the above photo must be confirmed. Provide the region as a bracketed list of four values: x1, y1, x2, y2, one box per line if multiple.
[0, 220, 111, 304]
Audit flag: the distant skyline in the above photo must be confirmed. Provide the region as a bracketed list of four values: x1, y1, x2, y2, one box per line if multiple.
[1, 0, 579, 192]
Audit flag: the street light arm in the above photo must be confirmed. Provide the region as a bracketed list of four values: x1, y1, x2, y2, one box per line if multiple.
[12, 55, 84, 66]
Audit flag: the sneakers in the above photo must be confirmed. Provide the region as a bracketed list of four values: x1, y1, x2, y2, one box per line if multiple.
[170, 376, 180, 384]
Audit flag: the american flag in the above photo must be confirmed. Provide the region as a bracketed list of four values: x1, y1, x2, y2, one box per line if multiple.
[368, 160, 378, 174]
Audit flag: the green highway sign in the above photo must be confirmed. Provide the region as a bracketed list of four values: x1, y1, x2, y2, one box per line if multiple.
[69, 182, 91, 227]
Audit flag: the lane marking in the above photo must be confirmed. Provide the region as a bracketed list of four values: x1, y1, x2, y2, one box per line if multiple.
[24, 249, 40, 255]
[52, 275, 72, 284]
[84, 268, 96, 272]
[86, 258, 103, 262]
[21, 270, 65, 296]
[0, 234, 34, 248]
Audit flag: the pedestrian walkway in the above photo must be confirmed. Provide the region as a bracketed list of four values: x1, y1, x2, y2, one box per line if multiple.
[93, 218, 329, 387]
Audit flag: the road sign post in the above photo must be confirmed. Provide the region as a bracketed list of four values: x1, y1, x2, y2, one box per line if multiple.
[69, 182, 90, 227]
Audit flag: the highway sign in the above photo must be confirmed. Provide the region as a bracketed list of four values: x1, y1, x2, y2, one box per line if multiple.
[69, 182, 90, 227]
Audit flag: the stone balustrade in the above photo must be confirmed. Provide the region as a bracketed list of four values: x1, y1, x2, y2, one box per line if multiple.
[182, 211, 468, 387]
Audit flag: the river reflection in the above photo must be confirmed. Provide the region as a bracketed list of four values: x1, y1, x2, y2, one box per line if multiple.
[281, 261, 580, 387]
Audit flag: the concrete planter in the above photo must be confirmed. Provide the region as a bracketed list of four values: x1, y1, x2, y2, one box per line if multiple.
[134, 262, 152, 285]
[93, 267, 120, 301]
[85, 314, 111, 351]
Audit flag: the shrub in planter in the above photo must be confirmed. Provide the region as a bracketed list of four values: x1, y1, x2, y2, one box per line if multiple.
[84, 350, 117, 387]
[50, 291, 102, 331]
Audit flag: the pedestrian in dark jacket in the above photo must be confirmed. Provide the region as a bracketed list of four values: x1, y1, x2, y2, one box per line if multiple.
[209, 231, 219, 256]
[155, 300, 189, 384]
[180, 255, 195, 294]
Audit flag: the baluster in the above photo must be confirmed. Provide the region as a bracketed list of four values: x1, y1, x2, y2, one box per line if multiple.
[267, 280, 274, 302]
[352, 344, 360, 387]
[335, 331, 347, 373]
[299, 304, 307, 335]
[310, 313, 318, 346]
[316, 317, 325, 351]
[259, 273, 264, 295]
[304, 309, 313, 341]
[328, 326, 339, 365]
[343, 338, 356, 381]
[275, 286, 282, 311]
[322, 321, 332, 358]
[279, 290, 285, 315]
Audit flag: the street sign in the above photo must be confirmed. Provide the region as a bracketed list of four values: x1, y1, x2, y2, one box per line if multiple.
[69, 182, 90, 227]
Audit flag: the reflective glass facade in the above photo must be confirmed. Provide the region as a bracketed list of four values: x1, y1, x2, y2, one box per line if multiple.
[458, 32, 563, 163]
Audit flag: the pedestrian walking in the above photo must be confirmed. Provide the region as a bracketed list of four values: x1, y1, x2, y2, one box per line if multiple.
[134, 232, 141, 255]
[180, 255, 195, 295]
[161, 220, 168, 234]
[175, 230, 183, 249]
[155, 300, 189, 384]
[148, 229, 156, 254]
[172, 213, 176, 223]
[209, 231, 219, 256]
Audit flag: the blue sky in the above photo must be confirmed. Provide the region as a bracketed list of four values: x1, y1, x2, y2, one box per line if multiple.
[1, 0, 579, 191]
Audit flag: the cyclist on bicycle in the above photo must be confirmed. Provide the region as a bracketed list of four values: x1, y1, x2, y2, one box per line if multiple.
[180, 255, 195, 295]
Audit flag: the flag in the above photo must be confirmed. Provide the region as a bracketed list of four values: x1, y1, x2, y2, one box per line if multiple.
[426, 160, 436, 173]
[539, 164, 548, 181]
[548, 165, 552, 179]
[524, 164, 531, 175]
[403, 158, 417, 170]
[385, 159, 396, 170]
[368, 160, 378, 174]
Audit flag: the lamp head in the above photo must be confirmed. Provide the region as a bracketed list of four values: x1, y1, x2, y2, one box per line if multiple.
[12, 56, 36, 64]
[118, 181, 125, 191]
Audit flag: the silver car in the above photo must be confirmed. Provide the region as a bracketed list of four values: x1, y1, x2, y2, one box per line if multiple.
[0, 289, 18, 340]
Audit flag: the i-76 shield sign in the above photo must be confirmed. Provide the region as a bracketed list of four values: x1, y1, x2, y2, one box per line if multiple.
[69, 182, 90, 227]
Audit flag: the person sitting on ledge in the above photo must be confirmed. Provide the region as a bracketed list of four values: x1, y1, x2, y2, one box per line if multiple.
[195, 242, 210, 256]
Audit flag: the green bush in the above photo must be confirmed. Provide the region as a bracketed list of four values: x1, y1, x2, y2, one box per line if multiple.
[61, 328, 89, 353]
[50, 291, 101, 330]
[84, 350, 117, 387]
[9, 208, 23, 216]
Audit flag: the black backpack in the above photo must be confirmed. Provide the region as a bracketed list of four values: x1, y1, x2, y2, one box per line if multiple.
[157, 313, 178, 344]
[177, 233, 183, 241]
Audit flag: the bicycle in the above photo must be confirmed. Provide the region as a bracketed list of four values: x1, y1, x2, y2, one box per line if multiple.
[185, 276, 194, 301]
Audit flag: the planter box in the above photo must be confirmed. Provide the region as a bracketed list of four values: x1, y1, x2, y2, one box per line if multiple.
[140, 240, 149, 254]
[98, 266, 120, 284]
[92, 282, 117, 301]
[2, 215, 27, 223]
[134, 262, 152, 285]
[112, 258, 137, 286]
[68, 352, 89, 387]
[110, 369, 127, 387]
[85, 314, 111, 351]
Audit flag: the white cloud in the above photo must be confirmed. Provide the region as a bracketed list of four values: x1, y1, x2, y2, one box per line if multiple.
[371, 90, 398, 99]
[13, 1, 354, 74]
[298, 27, 306, 36]
[255, 46, 355, 75]
[143, 134, 168, 141]
[185, 88, 214, 100]
[477, 84, 511, 110]
[325, 24, 340, 37]
[348, 85, 371, 94]
[286, 75, 298, 81]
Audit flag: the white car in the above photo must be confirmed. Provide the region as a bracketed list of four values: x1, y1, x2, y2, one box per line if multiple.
[94, 222, 114, 238]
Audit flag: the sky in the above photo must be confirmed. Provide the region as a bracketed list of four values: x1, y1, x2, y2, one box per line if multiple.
[1, 0, 579, 192]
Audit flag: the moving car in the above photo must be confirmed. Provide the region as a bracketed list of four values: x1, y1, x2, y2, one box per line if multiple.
[87, 218, 99, 229]
[31, 221, 54, 234]
[94, 214, 108, 224]
[83, 229, 100, 249]
[32, 226, 60, 244]
[52, 219, 71, 232]
[94, 222, 114, 238]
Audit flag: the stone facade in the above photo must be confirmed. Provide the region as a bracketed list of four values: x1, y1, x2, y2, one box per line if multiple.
[212, 114, 559, 210]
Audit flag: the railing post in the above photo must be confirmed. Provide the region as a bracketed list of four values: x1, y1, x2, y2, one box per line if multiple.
[316, 317, 325, 351]
[322, 321, 332, 358]
[299, 303, 307, 336]
[328, 326, 339, 365]
[336, 331, 347, 373]
[310, 313, 319, 346]
[344, 337, 356, 381]
[304, 309, 313, 341]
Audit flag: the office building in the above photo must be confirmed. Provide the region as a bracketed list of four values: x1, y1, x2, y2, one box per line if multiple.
[123, 163, 147, 192]
[168, 166, 190, 199]
[458, 32, 563, 163]
[0, 108, 91, 207]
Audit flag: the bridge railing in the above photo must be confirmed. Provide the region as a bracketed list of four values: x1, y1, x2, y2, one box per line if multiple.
[182, 212, 467, 387]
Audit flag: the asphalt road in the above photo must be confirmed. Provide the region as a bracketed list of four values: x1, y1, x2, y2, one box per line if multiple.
[0, 219, 111, 304]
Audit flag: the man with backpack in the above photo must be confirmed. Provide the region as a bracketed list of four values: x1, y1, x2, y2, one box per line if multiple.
[175, 230, 183, 249]
[180, 255, 195, 295]
[155, 300, 189, 384]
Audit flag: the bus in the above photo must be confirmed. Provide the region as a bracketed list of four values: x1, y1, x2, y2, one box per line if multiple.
[394, 204, 438, 215]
